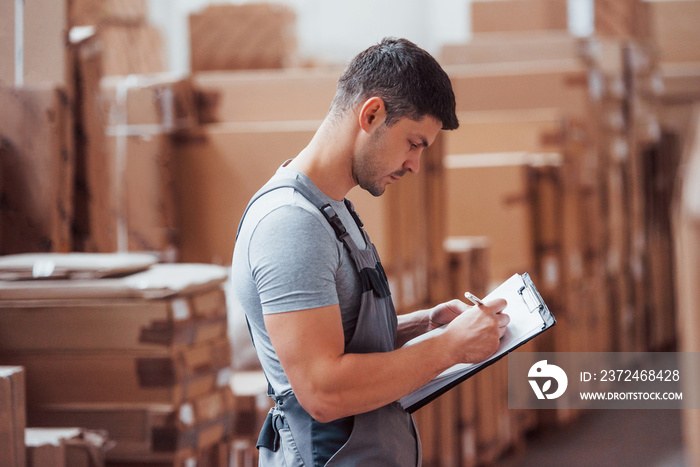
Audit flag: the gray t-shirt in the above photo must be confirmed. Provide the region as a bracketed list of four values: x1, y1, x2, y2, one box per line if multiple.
[231, 165, 366, 396]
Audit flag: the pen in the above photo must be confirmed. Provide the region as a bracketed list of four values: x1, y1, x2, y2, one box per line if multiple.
[464, 291, 484, 307]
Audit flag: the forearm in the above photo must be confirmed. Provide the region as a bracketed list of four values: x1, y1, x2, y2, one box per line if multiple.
[297, 332, 455, 422]
[395, 308, 431, 347]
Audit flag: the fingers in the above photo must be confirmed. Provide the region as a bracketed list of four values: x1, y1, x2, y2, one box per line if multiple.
[478, 298, 509, 338]
[496, 311, 510, 338]
[483, 298, 507, 313]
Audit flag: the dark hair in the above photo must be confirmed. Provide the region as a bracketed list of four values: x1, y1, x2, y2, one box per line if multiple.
[329, 37, 459, 130]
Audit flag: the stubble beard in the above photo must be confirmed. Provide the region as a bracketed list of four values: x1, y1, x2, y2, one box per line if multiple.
[354, 149, 388, 197]
[353, 126, 393, 197]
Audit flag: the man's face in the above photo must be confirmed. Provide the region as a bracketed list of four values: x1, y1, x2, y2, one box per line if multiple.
[353, 116, 442, 196]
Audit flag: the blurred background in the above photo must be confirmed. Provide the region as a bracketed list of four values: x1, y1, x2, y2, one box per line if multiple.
[1, 0, 699, 466]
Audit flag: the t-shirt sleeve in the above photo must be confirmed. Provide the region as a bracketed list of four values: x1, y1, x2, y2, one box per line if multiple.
[247, 204, 340, 314]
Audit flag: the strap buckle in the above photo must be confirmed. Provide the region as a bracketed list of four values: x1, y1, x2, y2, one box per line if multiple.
[320, 204, 349, 241]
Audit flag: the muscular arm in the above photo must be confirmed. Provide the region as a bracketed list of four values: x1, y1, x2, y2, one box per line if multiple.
[265, 298, 508, 423]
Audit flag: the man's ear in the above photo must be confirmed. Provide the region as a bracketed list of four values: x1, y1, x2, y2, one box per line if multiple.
[358, 97, 386, 133]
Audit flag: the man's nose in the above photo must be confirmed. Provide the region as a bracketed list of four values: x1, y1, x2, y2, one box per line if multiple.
[403, 151, 421, 174]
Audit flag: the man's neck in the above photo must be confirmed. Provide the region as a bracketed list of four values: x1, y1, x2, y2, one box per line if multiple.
[286, 117, 358, 201]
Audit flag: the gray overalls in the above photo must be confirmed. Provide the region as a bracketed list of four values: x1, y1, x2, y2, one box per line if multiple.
[237, 178, 422, 466]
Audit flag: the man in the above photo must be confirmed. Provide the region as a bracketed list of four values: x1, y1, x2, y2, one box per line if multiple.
[231, 37, 509, 466]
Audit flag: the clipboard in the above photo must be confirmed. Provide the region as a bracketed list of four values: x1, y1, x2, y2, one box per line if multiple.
[398, 272, 556, 413]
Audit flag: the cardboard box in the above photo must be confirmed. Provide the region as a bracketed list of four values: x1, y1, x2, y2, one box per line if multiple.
[444, 153, 539, 286]
[0, 366, 26, 467]
[29, 387, 235, 462]
[70, 28, 167, 251]
[175, 122, 317, 265]
[440, 32, 580, 66]
[79, 74, 197, 255]
[189, 3, 297, 72]
[0, 85, 75, 255]
[647, 0, 700, 63]
[97, 23, 165, 76]
[0, 261, 229, 301]
[5, 342, 231, 406]
[0, 262, 231, 406]
[445, 60, 591, 119]
[0, 252, 157, 281]
[422, 133, 451, 305]
[0, 264, 227, 357]
[674, 107, 700, 467]
[594, 0, 650, 39]
[25, 428, 110, 467]
[442, 153, 595, 354]
[471, 0, 568, 34]
[0, 291, 227, 352]
[446, 109, 565, 155]
[69, 0, 148, 27]
[230, 371, 274, 439]
[643, 132, 681, 351]
[71, 31, 106, 250]
[0, 0, 69, 87]
[658, 62, 700, 101]
[193, 68, 341, 123]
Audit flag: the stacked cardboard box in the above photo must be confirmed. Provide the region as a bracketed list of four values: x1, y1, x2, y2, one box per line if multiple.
[25, 428, 110, 467]
[193, 68, 341, 124]
[440, 28, 680, 356]
[435, 5, 697, 462]
[0, 254, 235, 465]
[641, 1, 700, 351]
[576, 38, 646, 353]
[0, 2, 73, 256]
[446, 59, 592, 120]
[0, 0, 70, 87]
[0, 85, 75, 255]
[470, 0, 569, 34]
[1, 0, 169, 256]
[442, 110, 608, 354]
[176, 121, 319, 266]
[673, 106, 700, 467]
[68, 0, 177, 257]
[440, 32, 580, 66]
[189, 3, 298, 72]
[228, 371, 274, 467]
[645, 0, 700, 64]
[594, 0, 650, 39]
[0, 366, 26, 467]
[437, 31, 635, 456]
[69, 0, 149, 27]
[90, 74, 197, 257]
[70, 36, 186, 257]
[582, 19, 686, 353]
[69, 0, 165, 77]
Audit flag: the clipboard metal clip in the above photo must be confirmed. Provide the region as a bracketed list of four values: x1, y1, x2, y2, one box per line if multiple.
[518, 285, 543, 314]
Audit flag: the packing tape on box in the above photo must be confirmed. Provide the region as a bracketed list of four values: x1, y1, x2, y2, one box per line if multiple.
[113, 75, 137, 252]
